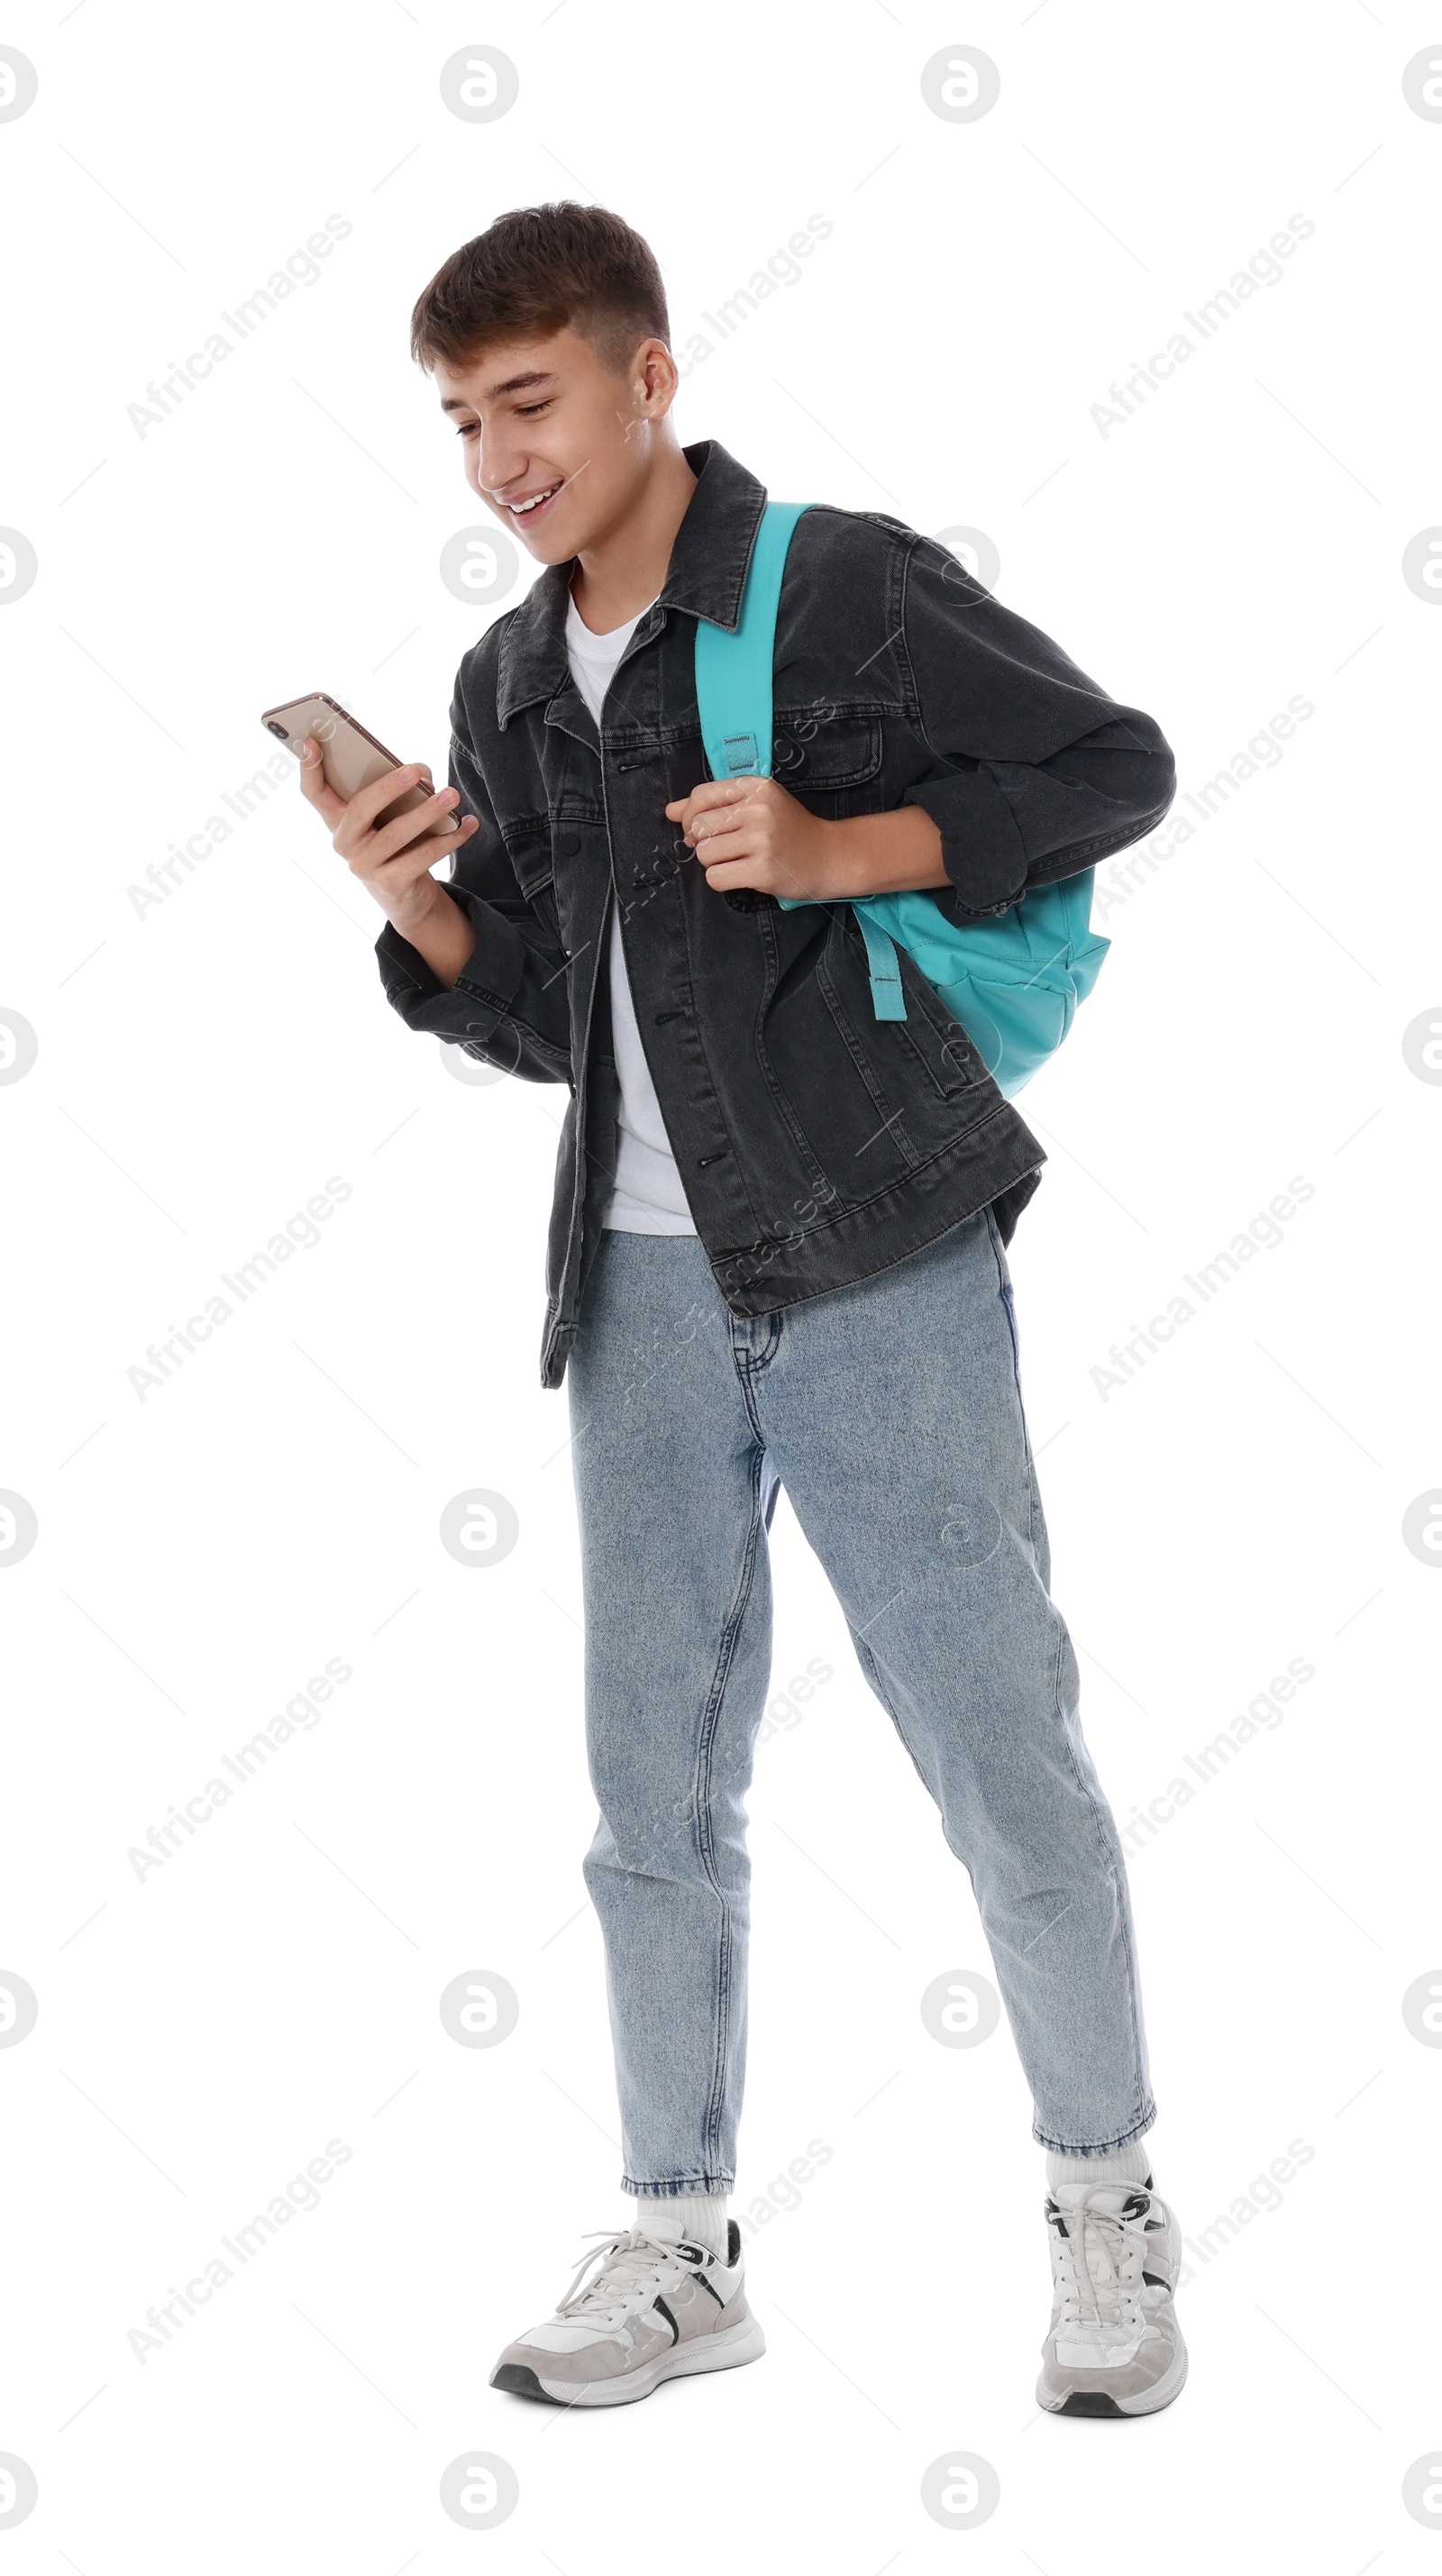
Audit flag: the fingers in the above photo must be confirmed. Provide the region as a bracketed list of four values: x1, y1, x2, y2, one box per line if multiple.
[669, 785, 758, 853]
[301, 742, 448, 849]
[324, 758, 434, 836]
[666, 779, 748, 820]
[361, 763, 435, 830]
[688, 850, 769, 893]
[665, 779, 754, 842]
[689, 809, 751, 860]
[671, 771, 828, 900]
[672, 783, 764, 881]
[370, 781, 463, 867]
[342, 782, 463, 872]
[370, 814, 479, 890]
[297, 735, 348, 829]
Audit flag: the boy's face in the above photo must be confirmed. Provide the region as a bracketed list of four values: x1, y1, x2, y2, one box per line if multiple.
[434, 324, 680, 563]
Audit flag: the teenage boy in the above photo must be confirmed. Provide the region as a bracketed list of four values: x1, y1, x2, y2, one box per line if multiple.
[300, 204, 1185, 2418]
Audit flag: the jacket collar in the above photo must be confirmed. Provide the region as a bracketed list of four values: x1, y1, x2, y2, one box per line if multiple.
[494, 441, 767, 727]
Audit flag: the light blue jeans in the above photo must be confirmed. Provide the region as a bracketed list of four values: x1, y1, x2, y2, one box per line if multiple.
[568, 1209, 1155, 2197]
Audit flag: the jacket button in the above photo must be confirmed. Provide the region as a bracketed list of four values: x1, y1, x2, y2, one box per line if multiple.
[555, 831, 581, 855]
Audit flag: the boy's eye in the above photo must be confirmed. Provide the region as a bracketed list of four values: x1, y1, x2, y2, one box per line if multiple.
[516, 399, 552, 416]
[454, 422, 479, 438]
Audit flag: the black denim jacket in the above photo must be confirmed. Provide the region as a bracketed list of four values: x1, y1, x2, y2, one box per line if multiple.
[377, 442, 1175, 1387]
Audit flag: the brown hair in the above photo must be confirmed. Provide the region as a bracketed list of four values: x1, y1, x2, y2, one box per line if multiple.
[410, 202, 670, 375]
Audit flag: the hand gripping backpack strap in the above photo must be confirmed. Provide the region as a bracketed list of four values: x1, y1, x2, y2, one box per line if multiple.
[695, 503, 1111, 1091]
[694, 498, 908, 1020]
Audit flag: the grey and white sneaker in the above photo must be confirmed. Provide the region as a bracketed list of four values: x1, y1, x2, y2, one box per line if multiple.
[1036, 2178, 1187, 2417]
[490, 2221, 764, 2407]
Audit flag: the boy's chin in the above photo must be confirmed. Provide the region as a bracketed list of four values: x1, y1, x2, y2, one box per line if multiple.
[496, 503, 578, 566]
[518, 527, 580, 566]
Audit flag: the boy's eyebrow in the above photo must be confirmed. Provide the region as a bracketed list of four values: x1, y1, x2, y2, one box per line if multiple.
[439, 370, 559, 412]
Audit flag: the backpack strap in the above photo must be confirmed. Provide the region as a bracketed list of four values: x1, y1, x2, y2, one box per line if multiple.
[852, 908, 908, 1021]
[694, 500, 810, 781]
[694, 499, 908, 1022]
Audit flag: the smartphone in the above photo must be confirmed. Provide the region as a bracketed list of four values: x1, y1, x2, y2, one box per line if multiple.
[260, 692, 460, 836]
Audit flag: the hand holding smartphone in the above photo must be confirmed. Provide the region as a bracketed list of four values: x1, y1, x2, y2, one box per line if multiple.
[262, 691, 479, 987]
[262, 694, 461, 836]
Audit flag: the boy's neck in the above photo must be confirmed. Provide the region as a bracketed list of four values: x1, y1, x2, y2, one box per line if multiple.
[568, 440, 698, 635]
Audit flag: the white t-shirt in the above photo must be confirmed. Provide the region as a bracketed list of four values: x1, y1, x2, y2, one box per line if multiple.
[563, 591, 698, 1235]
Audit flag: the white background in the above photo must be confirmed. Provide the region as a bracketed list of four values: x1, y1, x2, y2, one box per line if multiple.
[3, 1, 1437, 2566]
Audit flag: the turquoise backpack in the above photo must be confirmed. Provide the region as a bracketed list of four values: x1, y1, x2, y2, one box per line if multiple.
[693, 501, 1110, 1098]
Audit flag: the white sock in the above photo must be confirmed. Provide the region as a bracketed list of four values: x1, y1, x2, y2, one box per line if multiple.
[629, 2194, 730, 2260]
[1045, 2136, 1153, 2188]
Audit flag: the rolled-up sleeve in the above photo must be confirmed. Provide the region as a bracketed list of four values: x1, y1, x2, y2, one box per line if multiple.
[375, 697, 572, 1085]
[898, 539, 1177, 920]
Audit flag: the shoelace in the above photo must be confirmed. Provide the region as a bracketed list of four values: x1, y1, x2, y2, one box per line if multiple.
[554, 2227, 711, 2325]
[1051, 2188, 1148, 2331]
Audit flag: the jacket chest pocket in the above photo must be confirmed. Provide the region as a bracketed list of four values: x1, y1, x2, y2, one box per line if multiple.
[498, 823, 563, 945]
[771, 714, 882, 813]
[505, 823, 554, 899]
[516, 817, 608, 954]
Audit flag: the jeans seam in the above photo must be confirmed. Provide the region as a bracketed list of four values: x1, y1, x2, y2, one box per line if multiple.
[729, 1323, 780, 1432]
[986, 1205, 1043, 1558]
[692, 1435, 771, 2175]
[858, 1505, 1152, 2151]
[851, 1631, 953, 1813]
[1048, 1620, 1152, 2136]
[987, 1203, 1150, 2128]
[1032, 2106, 1158, 2156]
[623, 2173, 735, 2197]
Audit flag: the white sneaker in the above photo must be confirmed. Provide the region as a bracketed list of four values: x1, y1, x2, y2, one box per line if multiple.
[490, 2221, 765, 2407]
[1036, 2178, 1188, 2417]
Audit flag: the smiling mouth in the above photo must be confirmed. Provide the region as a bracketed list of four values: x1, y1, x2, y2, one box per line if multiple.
[500, 480, 564, 519]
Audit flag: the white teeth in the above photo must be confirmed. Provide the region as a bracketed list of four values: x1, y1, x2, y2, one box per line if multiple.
[508, 484, 561, 515]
